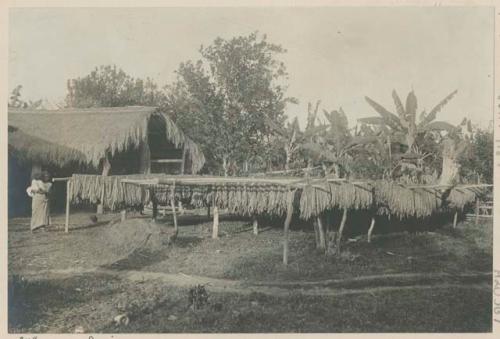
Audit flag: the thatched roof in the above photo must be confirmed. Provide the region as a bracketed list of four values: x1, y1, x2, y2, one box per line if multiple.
[8, 106, 205, 173]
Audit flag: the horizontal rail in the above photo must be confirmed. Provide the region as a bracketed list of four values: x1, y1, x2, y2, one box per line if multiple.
[151, 159, 184, 163]
[52, 177, 71, 182]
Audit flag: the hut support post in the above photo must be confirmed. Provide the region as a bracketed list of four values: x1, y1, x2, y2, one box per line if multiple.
[65, 180, 71, 233]
[453, 211, 458, 228]
[283, 190, 295, 266]
[180, 145, 186, 174]
[336, 208, 348, 256]
[367, 216, 376, 243]
[170, 182, 178, 232]
[253, 217, 258, 235]
[475, 198, 480, 225]
[139, 141, 151, 174]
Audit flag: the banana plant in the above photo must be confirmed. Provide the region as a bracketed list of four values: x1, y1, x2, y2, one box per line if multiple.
[301, 108, 381, 178]
[359, 90, 458, 154]
[265, 100, 328, 172]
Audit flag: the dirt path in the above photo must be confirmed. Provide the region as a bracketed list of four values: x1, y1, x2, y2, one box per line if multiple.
[19, 268, 492, 297]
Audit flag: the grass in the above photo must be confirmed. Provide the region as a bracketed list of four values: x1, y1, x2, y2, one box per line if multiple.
[9, 274, 491, 333]
[143, 215, 492, 282]
[116, 287, 490, 333]
[8, 210, 493, 333]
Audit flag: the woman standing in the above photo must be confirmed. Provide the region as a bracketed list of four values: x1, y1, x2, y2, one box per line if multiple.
[27, 171, 52, 232]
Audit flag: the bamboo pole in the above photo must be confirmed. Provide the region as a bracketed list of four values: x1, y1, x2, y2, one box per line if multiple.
[170, 182, 178, 233]
[251, 165, 322, 176]
[283, 189, 295, 266]
[253, 217, 259, 235]
[52, 177, 71, 182]
[122, 176, 492, 191]
[336, 208, 348, 256]
[453, 211, 458, 228]
[156, 177, 305, 186]
[65, 180, 71, 233]
[367, 216, 376, 243]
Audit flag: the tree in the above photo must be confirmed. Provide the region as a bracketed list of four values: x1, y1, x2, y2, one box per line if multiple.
[271, 117, 301, 171]
[163, 61, 225, 173]
[459, 128, 493, 184]
[9, 85, 42, 109]
[167, 32, 297, 175]
[65, 65, 165, 108]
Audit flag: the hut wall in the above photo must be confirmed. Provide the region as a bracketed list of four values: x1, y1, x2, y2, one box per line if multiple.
[8, 154, 31, 217]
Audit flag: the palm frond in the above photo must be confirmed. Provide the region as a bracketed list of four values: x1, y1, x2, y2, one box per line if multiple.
[405, 91, 418, 128]
[419, 90, 458, 127]
[392, 90, 406, 118]
[364, 96, 401, 130]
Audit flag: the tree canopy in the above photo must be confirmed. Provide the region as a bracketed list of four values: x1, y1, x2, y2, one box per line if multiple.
[14, 32, 488, 184]
[166, 32, 297, 175]
[66, 65, 164, 108]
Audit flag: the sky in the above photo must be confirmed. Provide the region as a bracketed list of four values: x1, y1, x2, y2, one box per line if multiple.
[8, 6, 494, 128]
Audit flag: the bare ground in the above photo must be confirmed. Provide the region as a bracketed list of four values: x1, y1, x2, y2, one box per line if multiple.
[8, 210, 493, 333]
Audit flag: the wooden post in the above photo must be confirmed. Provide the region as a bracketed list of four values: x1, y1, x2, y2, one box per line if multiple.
[475, 198, 480, 225]
[139, 141, 151, 174]
[453, 211, 458, 228]
[253, 217, 259, 235]
[97, 155, 111, 214]
[317, 216, 326, 249]
[313, 220, 320, 248]
[65, 180, 71, 233]
[170, 182, 178, 233]
[121, 210, 127, 222]
[367, 216, 376, 243]
[178, 201, 185, 215]
[180, 145, 187, 174]
[151, 188, 158, 221]
[212, 206, 219, 239]
[336, 208, 348, 256]
[97, 184, 105, 214]
[283, 189, 295, 266]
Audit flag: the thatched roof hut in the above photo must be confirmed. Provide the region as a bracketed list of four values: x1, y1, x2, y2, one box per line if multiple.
[8, 106, 205, 174]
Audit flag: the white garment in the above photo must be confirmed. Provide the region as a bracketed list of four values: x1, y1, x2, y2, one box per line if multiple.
[26, 179, 44, 197]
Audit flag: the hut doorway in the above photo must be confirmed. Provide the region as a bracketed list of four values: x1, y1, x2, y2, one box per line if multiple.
[148, 115, 186, 174]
